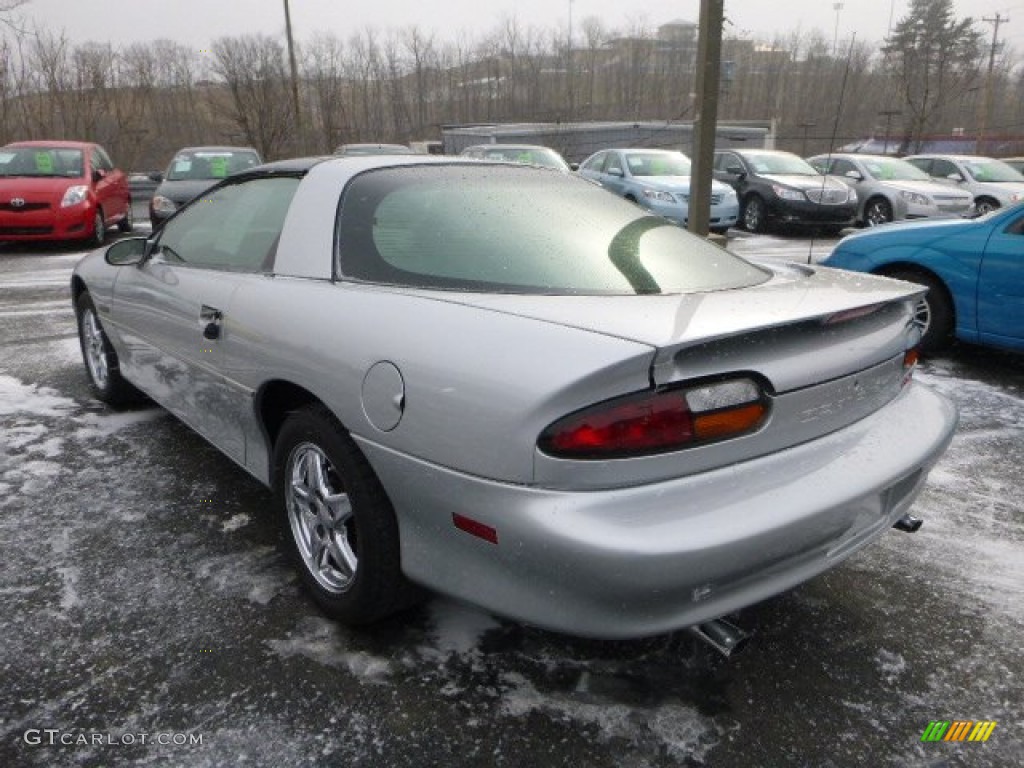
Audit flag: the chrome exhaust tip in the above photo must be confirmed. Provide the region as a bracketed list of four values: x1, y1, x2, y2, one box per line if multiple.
[892, 514, 923, 532]
[687, 618, 751, 658]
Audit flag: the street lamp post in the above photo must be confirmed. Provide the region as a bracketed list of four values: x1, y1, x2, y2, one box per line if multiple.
[832, 2, 844, 56]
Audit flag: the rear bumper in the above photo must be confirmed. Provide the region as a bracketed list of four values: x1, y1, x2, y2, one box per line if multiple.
[357, 381, 956, 638]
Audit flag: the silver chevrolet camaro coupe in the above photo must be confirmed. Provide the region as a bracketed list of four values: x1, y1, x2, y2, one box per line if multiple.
[71, 155, 957, 652]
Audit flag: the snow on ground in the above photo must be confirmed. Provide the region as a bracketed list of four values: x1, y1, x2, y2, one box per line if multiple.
[1, 250, 1021, 766]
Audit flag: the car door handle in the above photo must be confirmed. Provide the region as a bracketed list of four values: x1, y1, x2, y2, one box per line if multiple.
[200, 305, 223, 340]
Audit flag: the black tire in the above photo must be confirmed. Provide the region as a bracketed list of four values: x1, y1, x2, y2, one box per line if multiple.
[75, 292, 140, 405]
[91, 209, 106, 247]
[273, 404, 416, 625]
[885, 269, 954, 355]
[741, 195, 767, 233]
[118, 202, 134, 233]
[974, 197, 1000, 215]
[864, 197, 893, 227]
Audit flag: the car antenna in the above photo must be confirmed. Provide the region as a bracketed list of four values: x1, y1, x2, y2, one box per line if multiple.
[810, 33, 857, 265]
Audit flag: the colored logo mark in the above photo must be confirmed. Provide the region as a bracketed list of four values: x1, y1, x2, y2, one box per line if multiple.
[921, 721, 997, 742]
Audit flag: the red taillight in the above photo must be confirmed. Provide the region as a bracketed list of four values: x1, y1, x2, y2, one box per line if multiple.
[902, 348, 918, 387]
[539, 377, 768, 459]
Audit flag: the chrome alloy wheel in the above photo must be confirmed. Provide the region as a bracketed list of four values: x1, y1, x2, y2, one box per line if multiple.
[286, 442, 358, 593]
[81, 308, 110, 389]
[911, 296, 932, 337]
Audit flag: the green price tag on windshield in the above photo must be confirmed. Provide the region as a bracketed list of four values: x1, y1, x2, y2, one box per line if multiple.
[34, 152, 54, 174]
[210, 156, 228, 177]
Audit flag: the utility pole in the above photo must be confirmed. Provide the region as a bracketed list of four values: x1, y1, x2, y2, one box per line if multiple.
[567, 0, 574, 119]
[976, 13, 1007, 154]
[283, 0, 302, 148]
[688, 0, 724, 239]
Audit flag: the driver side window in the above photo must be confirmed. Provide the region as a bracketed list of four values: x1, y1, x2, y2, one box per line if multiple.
[156, 176, 301, 272]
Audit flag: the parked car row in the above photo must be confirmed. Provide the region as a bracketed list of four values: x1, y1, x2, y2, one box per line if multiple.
[7, 134, 1024, 246]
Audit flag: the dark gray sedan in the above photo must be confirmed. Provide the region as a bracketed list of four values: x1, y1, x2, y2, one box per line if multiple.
[148, 146, 262, 229]
[71, 155, 956, 651]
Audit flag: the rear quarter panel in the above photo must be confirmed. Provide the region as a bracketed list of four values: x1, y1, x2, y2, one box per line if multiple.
[224, 278, 656, 486]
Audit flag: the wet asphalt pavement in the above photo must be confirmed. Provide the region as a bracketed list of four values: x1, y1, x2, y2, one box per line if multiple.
[1, 232, 1022, 767]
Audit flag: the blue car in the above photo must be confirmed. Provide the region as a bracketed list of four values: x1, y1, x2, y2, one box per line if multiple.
[578, 148, 739, 234]
[822, 205, 1024, 354]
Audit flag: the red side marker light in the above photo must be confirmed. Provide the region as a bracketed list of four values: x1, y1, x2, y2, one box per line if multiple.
[453, 513, 498, 545]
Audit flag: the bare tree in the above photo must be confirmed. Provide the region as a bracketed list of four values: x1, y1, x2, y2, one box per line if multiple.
[210, 35, 295, 159]
[883, 0, 983, 150]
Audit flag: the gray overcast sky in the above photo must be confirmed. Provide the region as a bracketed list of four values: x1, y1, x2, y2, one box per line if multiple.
[16, 0, 1024, 53]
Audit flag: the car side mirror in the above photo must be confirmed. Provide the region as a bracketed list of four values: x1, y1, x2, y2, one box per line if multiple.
[92, 168, 106, 183]
[947, 172, 964, 182]
[569, 162, 579, 172]
[149, 171, 164, 182]
[607, 167, 624, 177]
[845, 170, 864, 181]
[105, 236, 148, 266]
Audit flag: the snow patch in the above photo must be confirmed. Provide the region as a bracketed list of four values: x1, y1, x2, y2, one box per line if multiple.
[267, 617, 392, 681]
[875, 649, 906, 684]
[221, 513, 250, 532]
[71, 408, 165, 440]
[499, 671, 719, 762]
[56, 565, 81, 612]
[0, 375, 77, 417]
[424, 598, 501, 658]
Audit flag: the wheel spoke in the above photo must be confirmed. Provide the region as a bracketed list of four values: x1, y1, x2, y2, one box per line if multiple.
[324, 492, 352, 525]
[327, 534, 357, 579]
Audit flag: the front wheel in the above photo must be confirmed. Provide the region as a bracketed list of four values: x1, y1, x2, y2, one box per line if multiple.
[75, 292, 140, 405]
[741, 195, 767, 233]
[91, 210, 106, 247]
[273, 405, 416, 625]
[974, 197, 999, 215]
[864, 197, 893, 227]
[885, 269, 954, 355]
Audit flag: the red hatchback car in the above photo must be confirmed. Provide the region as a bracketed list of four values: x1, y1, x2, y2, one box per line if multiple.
[0, 140, 132, 245]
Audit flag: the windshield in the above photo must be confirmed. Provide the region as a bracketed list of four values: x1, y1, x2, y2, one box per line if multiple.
[862, 158, 931, 181]
[745, 152, 817, 176]
[337, 165, 769, 295]
[624, 152, 692, 177]
[165, 149, 261, 181]
[963, 159, 1024, 183]
[0, 147, 84, 178]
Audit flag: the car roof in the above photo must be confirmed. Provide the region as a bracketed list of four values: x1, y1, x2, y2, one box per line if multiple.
[464, 143, 559, 152]
[905, 154, 989, 161]
[3, 140, 97, 150]
[334, 143, 414, 154]
[170, 145, 260, 155]
[243, 156, 335, 175]
[721, 148, 795, 156]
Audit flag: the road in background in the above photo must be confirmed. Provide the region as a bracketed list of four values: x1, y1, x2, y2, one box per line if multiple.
[1, 234, 1021, 767]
